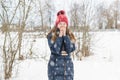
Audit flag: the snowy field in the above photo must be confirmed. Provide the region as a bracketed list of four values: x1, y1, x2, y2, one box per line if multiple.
[0, 31, 120, 80]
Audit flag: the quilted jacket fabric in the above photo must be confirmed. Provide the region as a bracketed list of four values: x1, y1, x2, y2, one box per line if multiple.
[47, 32, 75, 80]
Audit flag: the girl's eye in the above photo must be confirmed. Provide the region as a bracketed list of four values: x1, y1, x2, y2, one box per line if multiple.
[59, 23, 62, 25]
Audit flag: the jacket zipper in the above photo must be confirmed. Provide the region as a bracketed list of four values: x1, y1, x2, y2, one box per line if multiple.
[64, 58, 66, 80]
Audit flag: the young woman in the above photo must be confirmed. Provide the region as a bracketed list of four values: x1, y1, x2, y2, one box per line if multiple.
[47, 10, 76, 80]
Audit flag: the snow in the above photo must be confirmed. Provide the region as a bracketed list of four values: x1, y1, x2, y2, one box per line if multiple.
[91, 31, 120, 62]
[12, 60, 48, 80]
[0, 31, 120, 80]
[74, 60, 120, 80]
[11, 58, 120, 80]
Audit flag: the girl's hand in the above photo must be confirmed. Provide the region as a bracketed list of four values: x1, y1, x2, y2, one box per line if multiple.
[60, 27, 66, 36]
[59, 27, 66, 37]
[63, 27, 66, 36]
[59, 29, 64, 37]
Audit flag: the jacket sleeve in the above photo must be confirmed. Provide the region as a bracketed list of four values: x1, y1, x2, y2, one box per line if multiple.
[47, 34, 62, 55]
[63, 36, 75, 54]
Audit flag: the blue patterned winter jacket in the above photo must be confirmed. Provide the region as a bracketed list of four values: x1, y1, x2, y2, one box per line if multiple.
[47, 32, 75, 80]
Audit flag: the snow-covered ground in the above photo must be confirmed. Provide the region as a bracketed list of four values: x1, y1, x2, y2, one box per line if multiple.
[11, 58, 120, 80]
[0, 31, 120, 80]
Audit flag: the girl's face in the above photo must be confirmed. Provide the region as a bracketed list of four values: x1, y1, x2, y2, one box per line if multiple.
[57, 22, 67, 30]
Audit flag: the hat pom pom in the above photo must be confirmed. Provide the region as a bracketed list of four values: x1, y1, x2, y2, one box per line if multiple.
[57, 10, 65, 16]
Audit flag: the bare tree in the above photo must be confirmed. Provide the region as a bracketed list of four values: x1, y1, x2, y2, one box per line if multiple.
[96, 2, 106, 29]
[37, 0, 55, 31]
[69, 0, 94, 60]
[69, 3, 80, 31]
[79, 0, 94, 57]
[17, 0, 33, 59]
[38, 0, 44, 29]
[0, 0, 34, 79]
[0, 0, 20, 79]
[98, 0, 120, 29]
[69, 2, 81, 60]
[44, 0, 55, 29]
[103, 8, 114, 29]
[110, 0, 120, 29]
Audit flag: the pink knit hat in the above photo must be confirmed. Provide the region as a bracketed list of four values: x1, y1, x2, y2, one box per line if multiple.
[55, 10, 68, 27]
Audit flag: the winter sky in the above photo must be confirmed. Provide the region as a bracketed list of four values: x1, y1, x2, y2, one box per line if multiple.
[53, 0, 115, 13]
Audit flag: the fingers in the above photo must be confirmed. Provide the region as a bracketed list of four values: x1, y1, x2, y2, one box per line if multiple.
[62, 27, 66, 36]
[59, 30, 64, 37]
[59, 27, 66, 37]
